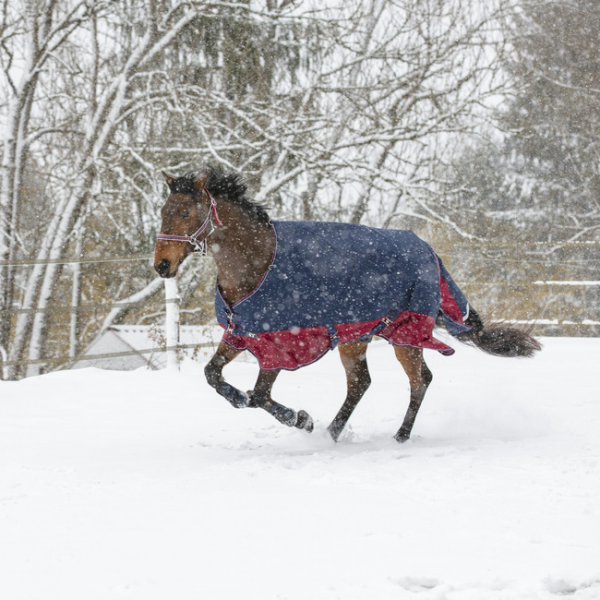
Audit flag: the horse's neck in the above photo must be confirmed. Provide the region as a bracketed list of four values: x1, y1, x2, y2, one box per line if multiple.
[208, 208, 274, 306]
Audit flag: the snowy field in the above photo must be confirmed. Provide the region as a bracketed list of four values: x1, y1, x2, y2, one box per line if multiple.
[1, 335, 599, 600]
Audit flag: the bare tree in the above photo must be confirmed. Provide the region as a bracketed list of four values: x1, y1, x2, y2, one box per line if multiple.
[159, 1, 508, 224]
[1, 0, 297, 377]
[1, 0, 507, 378]
[0, 0, 93, 366]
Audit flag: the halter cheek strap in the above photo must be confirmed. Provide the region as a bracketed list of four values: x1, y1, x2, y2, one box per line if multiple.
[156, 189, 222, 256]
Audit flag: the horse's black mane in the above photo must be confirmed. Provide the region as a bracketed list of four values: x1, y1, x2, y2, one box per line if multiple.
[171, 167, 270, 225]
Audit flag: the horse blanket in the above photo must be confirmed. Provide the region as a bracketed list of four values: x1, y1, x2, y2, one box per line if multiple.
[216, 221, 471, 371]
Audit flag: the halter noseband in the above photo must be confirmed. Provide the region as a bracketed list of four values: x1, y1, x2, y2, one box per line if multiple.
[156, 189, 222, 256]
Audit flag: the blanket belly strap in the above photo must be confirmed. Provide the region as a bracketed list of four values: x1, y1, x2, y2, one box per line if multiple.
[229, 325, 258, 339]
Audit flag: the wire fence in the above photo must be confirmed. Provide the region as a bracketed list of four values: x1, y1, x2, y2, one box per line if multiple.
[0, 253, 154, 267]
[0, 342, 217, 370]
[0, 241, 599, 376]
[0, 297, 179, 316]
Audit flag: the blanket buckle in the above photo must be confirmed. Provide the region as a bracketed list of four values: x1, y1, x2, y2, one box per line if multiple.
[225, 316, 235, 334]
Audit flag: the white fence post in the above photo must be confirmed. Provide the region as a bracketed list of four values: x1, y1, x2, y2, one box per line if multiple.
[164, 277, 180, 370]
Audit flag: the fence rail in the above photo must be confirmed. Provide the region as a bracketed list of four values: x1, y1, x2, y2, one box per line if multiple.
[0, 238, 598, 269]
[1, 280, 597, 317]
[1, 241, 598, 377]
[2, 317, 598, 372]
[501, 319, 600, 326]
[0, 341, 216, 370]
[0, 253, 153, 267]
[0, 296, 177, 316]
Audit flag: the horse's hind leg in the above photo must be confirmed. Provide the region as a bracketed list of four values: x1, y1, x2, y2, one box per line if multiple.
[394, 346, 433, 443]
[327, 341, 371, 442]
[249, 369, 314, 432]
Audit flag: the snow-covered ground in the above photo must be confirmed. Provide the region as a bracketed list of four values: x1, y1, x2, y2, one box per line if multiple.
[1, 335, 599, 600]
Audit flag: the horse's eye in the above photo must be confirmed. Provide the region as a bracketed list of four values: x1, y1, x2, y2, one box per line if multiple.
[181, 210, 190, 219]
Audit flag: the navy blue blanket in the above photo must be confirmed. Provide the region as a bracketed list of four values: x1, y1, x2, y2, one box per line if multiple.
[216, 221, 471, 370]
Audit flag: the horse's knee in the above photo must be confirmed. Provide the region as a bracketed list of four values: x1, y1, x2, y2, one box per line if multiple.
[204, 361, 221, 389]
[204, 343, 241, 390]
[422, 363, 433, 387]
[358, 368, 372, 394]
[344, 366, 371, 400]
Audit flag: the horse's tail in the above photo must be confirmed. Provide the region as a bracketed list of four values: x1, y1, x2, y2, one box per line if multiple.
[456, 308, 541, 358]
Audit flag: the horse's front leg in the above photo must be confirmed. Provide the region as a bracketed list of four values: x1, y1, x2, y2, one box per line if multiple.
[204, 341, 250, 408]
[250, 369, 314, 432]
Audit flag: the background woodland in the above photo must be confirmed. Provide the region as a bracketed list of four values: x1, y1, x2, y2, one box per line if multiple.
[1, 0, 599, 379]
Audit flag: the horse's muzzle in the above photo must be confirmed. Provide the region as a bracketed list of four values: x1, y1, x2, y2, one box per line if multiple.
[154, 258, 174, 278]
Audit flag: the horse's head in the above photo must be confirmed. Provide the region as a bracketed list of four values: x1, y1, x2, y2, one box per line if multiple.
[154, 171, 213, 278]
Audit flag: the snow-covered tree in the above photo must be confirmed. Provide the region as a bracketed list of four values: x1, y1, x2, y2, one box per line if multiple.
[436, 0, 600, 332]
[0, 0, 507, 378]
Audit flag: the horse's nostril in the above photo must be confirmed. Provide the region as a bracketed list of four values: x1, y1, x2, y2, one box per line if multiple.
[155, 258, 171, 277]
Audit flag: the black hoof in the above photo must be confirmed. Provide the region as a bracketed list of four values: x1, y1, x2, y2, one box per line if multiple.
[326, 423, 341, 442]
[394, 430, 410, 443]
[219, 383, 250, 409]
[295, 410, 314, 433]
[270, 402, 297, 427]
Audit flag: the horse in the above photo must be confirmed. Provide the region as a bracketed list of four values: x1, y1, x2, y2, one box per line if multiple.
[154, 167, 541, 443]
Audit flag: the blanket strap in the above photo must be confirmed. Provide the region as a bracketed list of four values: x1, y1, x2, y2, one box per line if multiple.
[325, 324, 339, 350]
[223, 310, 260, 339]
[361, 307, 403, 340]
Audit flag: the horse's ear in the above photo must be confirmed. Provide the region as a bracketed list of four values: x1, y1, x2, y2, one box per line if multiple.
[193, 173, 209, 195]
[162, 171, 175, 189]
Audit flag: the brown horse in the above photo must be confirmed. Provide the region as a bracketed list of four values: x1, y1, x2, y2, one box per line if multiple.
[154, 168, 541, 443]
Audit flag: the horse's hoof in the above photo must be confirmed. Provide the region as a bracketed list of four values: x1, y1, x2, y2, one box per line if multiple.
[219, 383, 250, 409]
[270, 403, 298, 427]
[296, 410, 314, 433]
[230, 390, 250, 409]
[326, 424, 341, 442]
[394, 431, 410, 443]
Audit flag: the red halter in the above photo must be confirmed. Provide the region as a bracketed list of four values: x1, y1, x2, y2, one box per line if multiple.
[156, 189, 222, 256]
